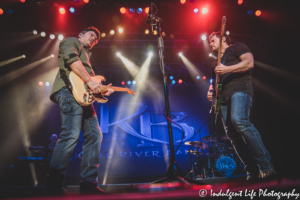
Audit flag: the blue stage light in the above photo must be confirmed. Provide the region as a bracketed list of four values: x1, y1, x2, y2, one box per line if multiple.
[127, 81, 132, 85]
[210, 79, 213, 83]
[137, 8, 142, 14]
[132, 80, 136, 85]
[8, 9, 13, 14]
[172, 80, 176, 84]
[129, 8, 135, 13]
[170, 76, 174, 80]
[69, 7, 75, 13]
[247, 10, 253, 15]
[45, 82, 50, 86]
[196, 76, 200, 80]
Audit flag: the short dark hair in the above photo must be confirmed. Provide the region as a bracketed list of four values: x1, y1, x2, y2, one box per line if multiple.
[79, 26, 100, 41]
[209, 31, 231, 46]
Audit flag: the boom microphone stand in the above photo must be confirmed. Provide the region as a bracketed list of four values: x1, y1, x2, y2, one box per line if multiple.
[147, 3, 203, 185]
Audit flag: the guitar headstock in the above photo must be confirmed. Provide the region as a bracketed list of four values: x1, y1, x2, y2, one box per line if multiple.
[126, 88, 135, 95]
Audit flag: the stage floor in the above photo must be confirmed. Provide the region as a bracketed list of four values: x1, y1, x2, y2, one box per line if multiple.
[1, 174, 300, 199]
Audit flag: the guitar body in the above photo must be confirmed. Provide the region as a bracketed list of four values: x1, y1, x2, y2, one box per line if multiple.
[69, 71, 107, 106]
[69, 71, 135, 106]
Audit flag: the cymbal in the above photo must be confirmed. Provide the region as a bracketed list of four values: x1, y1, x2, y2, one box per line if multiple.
[186, 149, 203, 155]
[203, 136, 218, 143]
[184, 141, 208, 149]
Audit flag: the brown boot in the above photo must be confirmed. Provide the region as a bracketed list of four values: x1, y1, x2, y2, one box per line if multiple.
[259, 170, 276, 179]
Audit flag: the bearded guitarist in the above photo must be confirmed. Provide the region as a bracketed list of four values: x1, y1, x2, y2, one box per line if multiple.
[207, 30, 275, 180]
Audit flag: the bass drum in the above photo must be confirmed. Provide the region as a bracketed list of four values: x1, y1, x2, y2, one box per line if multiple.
[214, 155, 237, 177]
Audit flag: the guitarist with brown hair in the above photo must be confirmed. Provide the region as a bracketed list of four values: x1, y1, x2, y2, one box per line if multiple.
[207, 31, 276, 180]
[46, 27, 113, 195]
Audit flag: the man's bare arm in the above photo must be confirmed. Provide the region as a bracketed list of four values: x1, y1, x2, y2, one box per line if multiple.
[227, 52, 254, 73]
[69, 60, 102, 93]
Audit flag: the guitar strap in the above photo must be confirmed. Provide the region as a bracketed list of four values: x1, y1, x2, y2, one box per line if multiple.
[60, 69, 73, 92]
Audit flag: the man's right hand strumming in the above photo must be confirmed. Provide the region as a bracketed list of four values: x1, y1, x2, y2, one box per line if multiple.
[207, 91, 213, 102]
[87, 79, 102, 94]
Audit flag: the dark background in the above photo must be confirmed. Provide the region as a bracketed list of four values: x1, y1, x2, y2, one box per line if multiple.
[0, 0, 299, 186]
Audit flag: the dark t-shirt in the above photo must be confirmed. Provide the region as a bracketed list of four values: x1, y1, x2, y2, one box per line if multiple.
[211, 42, 254, 104]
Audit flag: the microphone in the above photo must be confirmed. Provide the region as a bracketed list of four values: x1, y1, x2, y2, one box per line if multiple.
[146, 3, 153, 24]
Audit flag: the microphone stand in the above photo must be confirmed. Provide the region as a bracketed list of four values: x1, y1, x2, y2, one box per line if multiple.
[147, 3, 203, 185]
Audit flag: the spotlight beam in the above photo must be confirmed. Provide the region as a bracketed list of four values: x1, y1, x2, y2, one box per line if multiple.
[118, 55, 140, 77]
[0, 55, 25, 67]
[180, 55, 202, 77]
[0, 55, 54, 87]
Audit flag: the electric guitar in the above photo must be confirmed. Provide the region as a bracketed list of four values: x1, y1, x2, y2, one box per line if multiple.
[212, 16, 226, 114]
[69, 71, 135, 106]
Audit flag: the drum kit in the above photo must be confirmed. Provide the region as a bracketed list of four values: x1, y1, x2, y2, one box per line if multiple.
[185, 135, 245, 179]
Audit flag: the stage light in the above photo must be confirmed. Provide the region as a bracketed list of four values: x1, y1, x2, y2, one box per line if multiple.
[203, 76, 206, 80]
[137, 8, 142, 14]
[162, 32, 166, 37]
[58, 34, 64, 40]
[110, 30, 115, 35]
[145, 29, 149, 34]
[41, 32, 46, 37]
[129, 8, 135, 13]
[39, 82, 43, 86]
[202, 7, 208, 14]
[120, 7, 126, 14]
[20, 0, 25, 3]
[148, 52, 153, 57]
[84, 0, 89, 3]
[51, 54, 54, 57]
[59, 8, 66, 14]
[145, 7, 149, 14]
[209, 53, 212, 57]
[180, 0, 186, 4]
[210, 79, 213, 83]
[153, 30, 157, 35]
[118, 28, 123, 33]
[127, 81, 131, 85]
[132, 80, 136, 85]
[50, 34, 55, 39]
[69, 7, 75, 13]
[8, 10, 13, 14]
[179, 52, 183, 56]
[45, 82, 50, 86]
[101, 33, 106, 38]
[170, 76, 174, 80]
[33, 30, 37, 35]
[0, 9, 3, 15]
[121, 81, 125, 85]
[238, 0, 243, 5]
[194, 8, 199, 14]
[247, 10, 253, 15]
[196, 75, 200, 79]
[201, 34, 207, 41]
[170, 34, 175, 39]
[116, 52, 121, 57]
[22, 55, 26, 58]
[226, 31, 230, 35]
[255, 10, 261, 16]
[178, 79, 183, 84]
[172, 80, 176, 84]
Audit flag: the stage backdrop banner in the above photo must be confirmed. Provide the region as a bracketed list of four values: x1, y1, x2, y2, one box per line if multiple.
[66, 84, 212, 182]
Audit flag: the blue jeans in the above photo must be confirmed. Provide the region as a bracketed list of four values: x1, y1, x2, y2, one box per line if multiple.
[220, 92, 273, 174]
[47, 87, 102, 188]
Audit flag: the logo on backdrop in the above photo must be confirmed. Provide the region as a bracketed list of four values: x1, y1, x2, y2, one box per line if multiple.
[99, 103, 195, 144]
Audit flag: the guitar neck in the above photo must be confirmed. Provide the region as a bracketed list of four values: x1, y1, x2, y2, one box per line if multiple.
[102, 85, 128, 92]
